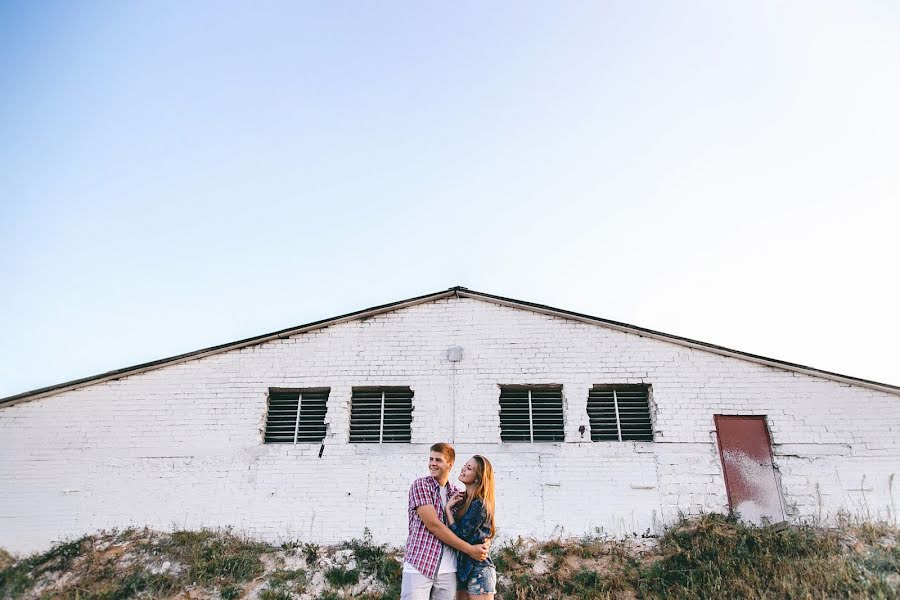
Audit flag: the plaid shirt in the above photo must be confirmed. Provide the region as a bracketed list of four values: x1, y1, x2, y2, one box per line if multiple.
[404, 475, 461, 579]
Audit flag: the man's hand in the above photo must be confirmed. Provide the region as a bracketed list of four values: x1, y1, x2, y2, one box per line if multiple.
[466, 541, 490, 561]
[416, 505, 490, 560]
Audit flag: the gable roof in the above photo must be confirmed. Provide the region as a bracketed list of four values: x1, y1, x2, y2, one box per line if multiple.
[2, 286, 898, 407]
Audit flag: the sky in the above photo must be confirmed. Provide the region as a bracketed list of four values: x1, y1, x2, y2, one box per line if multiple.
[1, 1, 898, 399]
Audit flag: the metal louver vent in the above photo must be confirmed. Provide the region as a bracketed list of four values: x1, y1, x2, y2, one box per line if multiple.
[264, 389, 329, 443]
[349, 387, 413, 443]
[499, 386, 564, 442]
[587, 385, 653, 442]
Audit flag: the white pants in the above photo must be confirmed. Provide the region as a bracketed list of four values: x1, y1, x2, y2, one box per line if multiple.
[400, 570, 457, 600]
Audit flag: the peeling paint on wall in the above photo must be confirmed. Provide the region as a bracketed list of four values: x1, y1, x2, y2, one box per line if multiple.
[722, 449, 783, 525]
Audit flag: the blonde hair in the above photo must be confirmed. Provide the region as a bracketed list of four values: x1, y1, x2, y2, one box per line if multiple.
[458, 455, 496, 539]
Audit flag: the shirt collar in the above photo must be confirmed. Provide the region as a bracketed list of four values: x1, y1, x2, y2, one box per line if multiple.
[428, 476, 458, 492]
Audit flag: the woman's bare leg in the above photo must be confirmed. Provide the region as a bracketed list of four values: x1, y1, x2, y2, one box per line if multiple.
[468, 595, 493, 600]
[456, 591, 469, 600]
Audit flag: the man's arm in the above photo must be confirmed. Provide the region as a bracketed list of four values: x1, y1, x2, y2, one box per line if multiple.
[416, 505, 489, 561]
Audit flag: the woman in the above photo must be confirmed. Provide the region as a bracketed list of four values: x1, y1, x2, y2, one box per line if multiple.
[445, 455, 497, 600]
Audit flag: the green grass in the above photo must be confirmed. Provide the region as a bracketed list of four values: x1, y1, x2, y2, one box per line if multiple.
[325, 565, 360, 587]
[493, 536, 530, 574]
[638, 513, 899, 599]
[1, 516, 896, 600]
[0, 527, 268, 599]
[270, 567, 307, 586]
[0, 534, 92, 598]
[219, 584, 241, 599]
[265, 567, 308, 597]
[163, 528, 269, 585]
[258, 588, 294, 600]
[92, 568, 179, 600]
[345, 528, 402, 594]
[497, 513, 899, 600]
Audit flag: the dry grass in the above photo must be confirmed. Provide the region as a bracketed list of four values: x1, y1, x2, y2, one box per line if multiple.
[494, 513, 899, 600]
[1, 515, 897, 599]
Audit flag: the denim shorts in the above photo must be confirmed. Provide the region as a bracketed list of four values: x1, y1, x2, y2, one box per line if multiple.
[459, 566, 497, 595]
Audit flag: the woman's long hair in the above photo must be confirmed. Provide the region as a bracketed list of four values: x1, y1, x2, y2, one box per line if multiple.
[459, 455, 496, 538]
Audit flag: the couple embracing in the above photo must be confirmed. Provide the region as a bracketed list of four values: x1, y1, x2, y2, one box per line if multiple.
[401, 442, 497, 600]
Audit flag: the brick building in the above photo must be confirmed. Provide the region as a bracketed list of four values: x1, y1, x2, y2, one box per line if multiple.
[2, 287, 898, 554]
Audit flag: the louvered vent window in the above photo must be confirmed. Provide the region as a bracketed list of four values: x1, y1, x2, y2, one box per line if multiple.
[264, 389, 329, 443]
[499, 386, 564, 442]
[587, 385, 653, 442]
[349, 387, 413, 443]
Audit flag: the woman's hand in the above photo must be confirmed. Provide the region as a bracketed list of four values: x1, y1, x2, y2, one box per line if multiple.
[446, 491, 465, 510]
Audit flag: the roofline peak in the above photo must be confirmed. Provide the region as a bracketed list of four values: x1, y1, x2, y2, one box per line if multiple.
[2, 285, 898, 406]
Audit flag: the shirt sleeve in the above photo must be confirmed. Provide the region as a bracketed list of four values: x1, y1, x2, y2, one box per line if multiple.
[449, 499, 487, 543]
[409, 478, 433, 510]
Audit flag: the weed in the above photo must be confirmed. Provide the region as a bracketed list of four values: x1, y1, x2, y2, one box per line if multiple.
[493, 537, 529, 574]
[325, 565, 360, 587]
[3, 517, 897, 599]
[0, 560, 34, 598]
[303, 542, 321, 565]
[849, 520, 896, 545]
[562, 567, 602, 596]
[270, 568, 307, 586]
[376, 555, 402, 595]
[97, 568, 178, 600]
[220, 584, 241, 600]
[267, 567, 307, 596]
[0, 535, 92, 598]
[637, 512, 895, 599]
[164, 528, 268, 585]
[541, 539, 567, 557]
[36, 537, 91, 572]
[259, 587, 294, 600]
[346, 529, 385, 567]
[0, 548, 13, 572]
[344, 528, 401, 590]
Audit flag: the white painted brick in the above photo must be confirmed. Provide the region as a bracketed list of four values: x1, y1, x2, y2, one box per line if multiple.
[1, 297, 898, 553]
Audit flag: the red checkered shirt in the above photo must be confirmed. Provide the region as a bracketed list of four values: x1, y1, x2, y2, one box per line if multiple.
[403, 475, 461, 579]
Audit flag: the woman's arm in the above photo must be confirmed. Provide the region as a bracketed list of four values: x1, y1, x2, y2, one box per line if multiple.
[445, 491, 464, 526]
[447, 499, 487, 543]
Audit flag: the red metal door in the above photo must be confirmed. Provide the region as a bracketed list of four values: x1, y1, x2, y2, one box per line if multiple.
[714, 415, 785, 525]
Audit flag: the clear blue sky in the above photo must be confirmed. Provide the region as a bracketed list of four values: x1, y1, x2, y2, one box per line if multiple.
[2, 1, 898, 398]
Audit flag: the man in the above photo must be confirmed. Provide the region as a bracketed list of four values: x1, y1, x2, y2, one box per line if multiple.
[402, 442, 491, 600]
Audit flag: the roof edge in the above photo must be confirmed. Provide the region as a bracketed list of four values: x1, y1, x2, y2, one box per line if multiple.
[0, 288, 458, 408]
[457, 288, 900, 396]
[3, 286, 898, 407]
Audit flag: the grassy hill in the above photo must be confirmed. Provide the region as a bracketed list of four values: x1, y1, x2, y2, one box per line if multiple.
[1, 514, 897, 599]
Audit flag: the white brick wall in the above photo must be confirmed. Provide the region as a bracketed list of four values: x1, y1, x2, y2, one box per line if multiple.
[1, 297, 898, 554]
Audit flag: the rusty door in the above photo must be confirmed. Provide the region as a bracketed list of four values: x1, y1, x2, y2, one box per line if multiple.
[714, 415, 784, 525]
